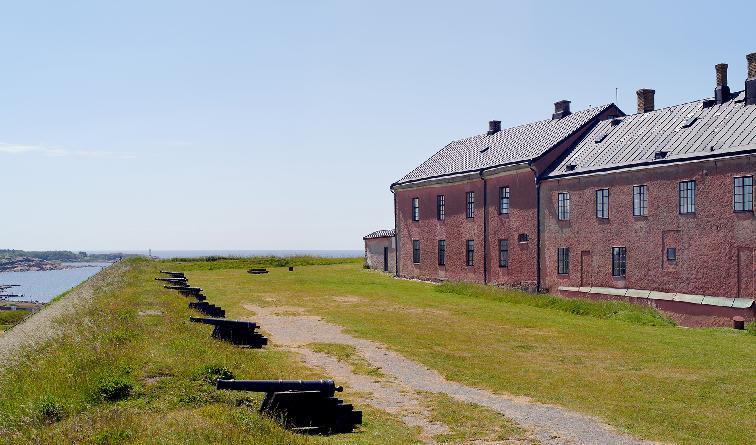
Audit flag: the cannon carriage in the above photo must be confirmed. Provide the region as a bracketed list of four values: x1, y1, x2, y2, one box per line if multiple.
[217, 379, 362, 434]
[189, 317, 267, 347]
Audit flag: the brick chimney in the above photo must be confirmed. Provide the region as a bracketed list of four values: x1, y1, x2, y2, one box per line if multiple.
[746, 52, 756, 106]
[715, 63, 730, 104]
[636, 89, 655, 113]
[487, 120, 501, 135]
[552, 100, 571, 119]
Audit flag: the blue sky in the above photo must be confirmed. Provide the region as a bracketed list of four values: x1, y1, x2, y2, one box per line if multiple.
[1, 1, 753, 251]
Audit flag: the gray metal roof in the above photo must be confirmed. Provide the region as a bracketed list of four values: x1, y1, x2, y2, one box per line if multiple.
[363, 229, 395, 240]
[394, 104, 614, 186]
[548, 91, 756, 177]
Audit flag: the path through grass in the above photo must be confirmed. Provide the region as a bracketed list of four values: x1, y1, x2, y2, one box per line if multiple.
[190, 262, 755, 445]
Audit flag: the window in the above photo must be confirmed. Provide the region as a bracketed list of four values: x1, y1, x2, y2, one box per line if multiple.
[466, 192, 475, 218]
[499, 186, 510, 214]
[411, 198, 420, 221]
[517, 233, 529, 243]
[612, 247, 627, 277]
[679, 181, 696, 214]
[436, 195, 445, 220]
[557, 247, 570, 274]
[557, 192, 570, 220]
[596, 188, 609, 218]
[734, 176, 753, 212]
[666, 247, 677, 261]
[633, 185, 648, 216]
[412, 240, 420, 264]
[438, 240, 446, 266]
[499, 240, 509, 267]
[466, 240, 474, 266]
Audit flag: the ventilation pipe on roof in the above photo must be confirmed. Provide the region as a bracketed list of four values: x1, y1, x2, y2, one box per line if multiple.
[552, 100, 571, 119]
[746, 52, 756, 106]
[487, 120, 501, 135]
[715, 63, 731, 104]
[636, 89, 655, 113]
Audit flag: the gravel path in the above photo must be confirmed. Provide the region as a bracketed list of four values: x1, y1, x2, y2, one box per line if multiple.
[0, 263, 126, 374]
[243, 304, 658, 445]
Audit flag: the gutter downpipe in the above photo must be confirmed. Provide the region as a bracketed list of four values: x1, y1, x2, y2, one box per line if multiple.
[391, 188, 399, 277]
[529, 163, 542, 292]
[480, 170, 488, 285]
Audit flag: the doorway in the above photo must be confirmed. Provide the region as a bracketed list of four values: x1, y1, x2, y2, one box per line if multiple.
[580, 251, 592, 287]
[383, 247, 389, 272]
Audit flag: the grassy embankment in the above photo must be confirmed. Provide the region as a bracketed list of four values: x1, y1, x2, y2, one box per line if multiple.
[183, 261, 756, 445]
[0, 258, 422, 445]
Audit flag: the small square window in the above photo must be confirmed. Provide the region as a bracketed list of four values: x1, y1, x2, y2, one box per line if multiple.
[517, 233, 529, 243]
[666, 247, 677, 261]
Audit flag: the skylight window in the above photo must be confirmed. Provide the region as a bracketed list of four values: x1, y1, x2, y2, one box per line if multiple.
[594, 131, 611, 143]
[681, 116, 697, 128]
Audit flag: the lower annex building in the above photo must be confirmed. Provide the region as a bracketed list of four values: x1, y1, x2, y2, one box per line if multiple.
[389, 54, 756, 325]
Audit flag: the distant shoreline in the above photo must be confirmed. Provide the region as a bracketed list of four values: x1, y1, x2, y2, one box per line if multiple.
[0, 258, 113, 273]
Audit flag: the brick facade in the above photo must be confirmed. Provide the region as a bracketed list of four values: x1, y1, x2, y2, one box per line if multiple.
[540, 156, 756, 300]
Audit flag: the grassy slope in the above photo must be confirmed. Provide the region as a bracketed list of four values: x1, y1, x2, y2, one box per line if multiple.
[0, 259, 420, 445]
[190, 262, 756, 445]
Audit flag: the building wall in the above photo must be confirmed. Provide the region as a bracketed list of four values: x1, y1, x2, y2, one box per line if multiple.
[485, 168, 538, 287]
[395, 167, 540, 285]
[540, 155, 756, 299]
[364, 237, 396, 273]
[396, 178, 485, 282]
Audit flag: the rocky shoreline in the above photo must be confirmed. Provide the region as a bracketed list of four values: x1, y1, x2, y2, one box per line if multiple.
[0, 257, 90, 273]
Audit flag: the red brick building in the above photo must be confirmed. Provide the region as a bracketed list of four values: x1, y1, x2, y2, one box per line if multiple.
[391, 54, 756, 325]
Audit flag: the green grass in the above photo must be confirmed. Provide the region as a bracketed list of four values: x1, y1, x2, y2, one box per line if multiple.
[0, 259, 420, 445]
[0, 311, 29, 331]
[165, 255, 361, 271]
[191, 262, 756, 445]
[421, 392, 535, 444]
[437, 281, 674, 326]
[308, 343, 385, 378]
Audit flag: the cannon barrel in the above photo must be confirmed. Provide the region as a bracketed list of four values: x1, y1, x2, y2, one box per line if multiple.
[216, 379, 342, 395]
[155, 277, 187, 282]
[189, 317, 256, 328]
[160, 270, 185, 277]
[165, 285, 201, 291]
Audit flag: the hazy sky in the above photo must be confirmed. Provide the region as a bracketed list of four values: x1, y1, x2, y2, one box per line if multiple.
[2, 1, 754, 251]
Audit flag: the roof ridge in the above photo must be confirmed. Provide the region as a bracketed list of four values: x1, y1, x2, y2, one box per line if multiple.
[453, 104, 613, 144]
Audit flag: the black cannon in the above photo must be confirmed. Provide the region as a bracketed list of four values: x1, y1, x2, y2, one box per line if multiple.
[155, 277, 188, 284]
[165, 285, 201, 292]
[247, 268, 269, 274]
[189, 301, 225, 318]
[216, 379, 362, 434]
[189, 317, 267, 347]
[160, 271, 186, 278]
[165, 285, 206, 301]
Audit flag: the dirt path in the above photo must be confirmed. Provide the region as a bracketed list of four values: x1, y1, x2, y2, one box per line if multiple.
[0, 263, 126, 374]
[243, 303, 657, 445]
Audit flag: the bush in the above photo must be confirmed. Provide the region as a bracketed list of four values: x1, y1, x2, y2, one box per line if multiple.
[746, 321, 756, 336]
[37, 395, 64, 422]
[198, 365, 234, 384]
[95, 376, 133, 402]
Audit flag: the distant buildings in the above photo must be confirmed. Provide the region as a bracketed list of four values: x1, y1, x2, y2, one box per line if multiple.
[388, 53, 756, 325]
[363, 229, 396, 274]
